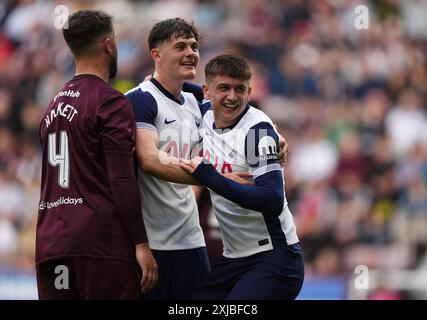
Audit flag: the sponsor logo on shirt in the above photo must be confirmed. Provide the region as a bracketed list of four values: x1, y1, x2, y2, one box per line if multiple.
[53, 90, 80, 102]
[39, 197, 83, 211]
[164, 118, 177, 124]
[258, 136, 278, 162]
[158, 125, 202, 163]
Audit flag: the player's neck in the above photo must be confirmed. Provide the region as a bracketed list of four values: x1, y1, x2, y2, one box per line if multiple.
[213, 115, 237, 130]
[153, 72, 183, 99]
[75, 58, 109, 83]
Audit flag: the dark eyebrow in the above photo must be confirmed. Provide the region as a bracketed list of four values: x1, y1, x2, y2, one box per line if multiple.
[216, 83, 247, 90]
[173, 39, 198, 46]
[217, 83, 230, 88]
[173, 42, 186, 47]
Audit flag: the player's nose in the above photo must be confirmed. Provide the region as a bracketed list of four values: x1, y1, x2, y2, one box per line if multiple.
[184, 46, 196, 57]
[227, 90, 238, 101]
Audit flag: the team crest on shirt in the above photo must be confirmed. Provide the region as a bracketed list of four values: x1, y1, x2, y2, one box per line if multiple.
[258, 136, 278, 161]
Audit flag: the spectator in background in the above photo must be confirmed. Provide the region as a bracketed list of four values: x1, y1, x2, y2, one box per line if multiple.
[385, 88, 427, 158]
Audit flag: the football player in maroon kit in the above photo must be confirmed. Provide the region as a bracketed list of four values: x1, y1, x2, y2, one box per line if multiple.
[36, 10, 157, 299]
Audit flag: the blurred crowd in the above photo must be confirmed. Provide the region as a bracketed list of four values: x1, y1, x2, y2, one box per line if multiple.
[1, 0, 427, 298]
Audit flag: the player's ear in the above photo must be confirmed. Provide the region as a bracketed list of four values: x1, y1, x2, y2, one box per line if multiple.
[150, 48, 161, 63]
[247, 86, 252, 101]
[102, 37, 113, 55]
[104, 38, 111, 52]
[202, 84, 209, 99]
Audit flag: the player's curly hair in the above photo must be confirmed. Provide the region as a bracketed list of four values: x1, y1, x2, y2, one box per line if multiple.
[205, 55, 252, 82]
[63, 10, 113, 57]
[148, 18, 200, 50]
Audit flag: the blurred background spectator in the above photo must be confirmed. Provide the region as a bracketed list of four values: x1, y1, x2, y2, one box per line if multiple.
[1, 0, 427, 299]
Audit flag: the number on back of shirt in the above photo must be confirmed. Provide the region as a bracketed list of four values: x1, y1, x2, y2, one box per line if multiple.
[48, 131, 70, 188]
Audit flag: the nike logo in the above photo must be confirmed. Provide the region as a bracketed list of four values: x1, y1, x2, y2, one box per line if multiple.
[165, 119, 177, 124]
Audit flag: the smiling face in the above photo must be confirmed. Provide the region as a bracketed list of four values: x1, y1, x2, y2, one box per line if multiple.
[203, 75, 252, 128]
[152, 35, 199, 81]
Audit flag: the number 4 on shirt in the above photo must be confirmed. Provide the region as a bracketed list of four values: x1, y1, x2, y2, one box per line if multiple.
[48, 130, 70, 188]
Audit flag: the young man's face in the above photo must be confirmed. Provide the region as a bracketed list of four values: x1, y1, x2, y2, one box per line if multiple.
[203, 75, 252, 127]
[154, 35, 199, 80]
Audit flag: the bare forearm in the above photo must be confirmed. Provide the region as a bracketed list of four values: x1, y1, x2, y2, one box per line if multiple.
[136, 129, 199, 185]
[140, 150, 199, 185]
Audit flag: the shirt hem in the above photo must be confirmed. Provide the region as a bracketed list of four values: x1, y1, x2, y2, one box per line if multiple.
[223, 238, 299, 259]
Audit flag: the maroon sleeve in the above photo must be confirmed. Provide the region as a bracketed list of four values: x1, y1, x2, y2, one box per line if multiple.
[98, 95, 147, 245]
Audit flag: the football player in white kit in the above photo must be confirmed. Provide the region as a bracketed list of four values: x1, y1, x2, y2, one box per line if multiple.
[180, 55, 304, 300]
[125, 18, 209, 300]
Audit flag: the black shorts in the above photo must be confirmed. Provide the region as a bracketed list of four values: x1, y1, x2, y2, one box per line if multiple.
[193, 243, 304, 300]
[142, 247, 210, 300]
[36, 257, 141, 300]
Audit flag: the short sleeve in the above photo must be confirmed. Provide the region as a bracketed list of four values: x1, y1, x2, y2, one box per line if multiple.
[125, 89, 158, 131]
[245, 122, 281, 179]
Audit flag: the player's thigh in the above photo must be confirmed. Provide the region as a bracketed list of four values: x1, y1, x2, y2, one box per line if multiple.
[228, 270, 303, 300]
[226, 268, 276, 300]
[192, 286, 228, 300]
[192, 255, 243, 300]
[273, 244, 304, 300]
[74, 258, 141, 300]
[36, 259, 79, 300]
[170, 247, 211, 299]
[227, 245, 304, 300]
[174, 247, 211, 282]
[142, 248, 210, 300]
[141, 250, 172, 300]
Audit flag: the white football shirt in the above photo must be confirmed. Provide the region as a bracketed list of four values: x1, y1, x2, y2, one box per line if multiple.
[201, 104, 299, 258]
[126, 79, 205, 250]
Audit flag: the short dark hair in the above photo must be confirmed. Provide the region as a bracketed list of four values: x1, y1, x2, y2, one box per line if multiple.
[63, 10, 113, 56]
[205, 55, 252, 82]
[148, 18, 199, 50]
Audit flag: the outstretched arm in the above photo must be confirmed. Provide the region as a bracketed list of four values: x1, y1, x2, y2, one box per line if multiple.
[180, 158, 284, 215]
[180, 120, 285, 214]
[136, 128, 199, 185]
[127, 87, 199, 185]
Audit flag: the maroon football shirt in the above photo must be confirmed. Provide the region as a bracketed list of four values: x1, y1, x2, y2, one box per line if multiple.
[36, 74, 145, 264]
